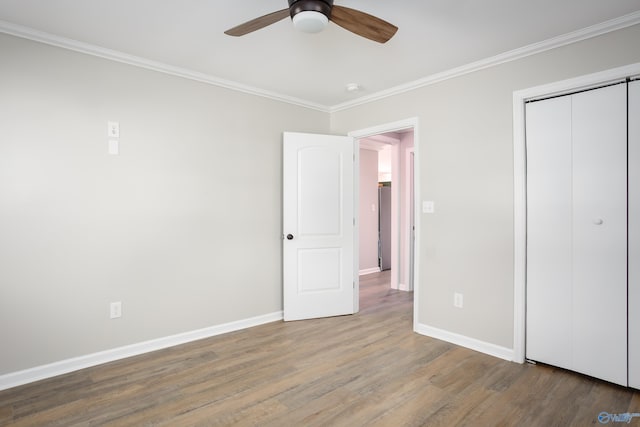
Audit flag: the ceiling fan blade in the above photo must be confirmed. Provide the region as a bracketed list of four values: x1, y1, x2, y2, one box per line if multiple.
[330, 5, 398, 44]
[224, 9, 290, 36]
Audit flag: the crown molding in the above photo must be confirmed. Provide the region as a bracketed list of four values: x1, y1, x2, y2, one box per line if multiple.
[330, 11, 640, 113]
[2, 10, 639, 115]
[0, 20, 330, 113]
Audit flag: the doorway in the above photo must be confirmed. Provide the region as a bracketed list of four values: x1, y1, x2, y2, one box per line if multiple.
[349, 118, 420, 326]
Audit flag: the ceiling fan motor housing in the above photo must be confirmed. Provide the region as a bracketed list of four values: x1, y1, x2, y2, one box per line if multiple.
[288, 0, 334, 19]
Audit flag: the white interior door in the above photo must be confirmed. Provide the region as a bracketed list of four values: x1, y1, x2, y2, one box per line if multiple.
[526, 83, 628, 386]
[630, 79, 640, 390]
[283, 132, 355, 321]
[526, 95, 574, 369]
[571, 85, 627, 386]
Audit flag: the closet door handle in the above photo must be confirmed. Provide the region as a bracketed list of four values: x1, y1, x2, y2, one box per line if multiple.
[593, 219, 604, 225]
[286, 234, 294, 240]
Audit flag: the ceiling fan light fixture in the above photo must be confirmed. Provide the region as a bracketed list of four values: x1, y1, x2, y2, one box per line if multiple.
[224, 0, 396, 43]
[292, 11, 329, 33]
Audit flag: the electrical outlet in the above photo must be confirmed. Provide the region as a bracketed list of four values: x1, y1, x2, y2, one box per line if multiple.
[454, 293, 464, 308]
[422, 200, 435, 213]
[110, 301, 122, 319]
[108, 140, 119, 155]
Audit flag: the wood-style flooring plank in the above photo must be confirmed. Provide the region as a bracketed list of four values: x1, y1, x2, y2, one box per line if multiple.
[1, 270, 638, 426]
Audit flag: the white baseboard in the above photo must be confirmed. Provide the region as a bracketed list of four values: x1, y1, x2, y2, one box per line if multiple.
[359, 267, 381, 276]
[0, 311, 283, 391]
[398, 282, 411, 292]
[414, 323, 514, 362]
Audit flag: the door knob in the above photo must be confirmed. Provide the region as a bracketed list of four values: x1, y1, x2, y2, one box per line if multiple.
[286, 234, 294, 240]
[593, 219, 604, 225]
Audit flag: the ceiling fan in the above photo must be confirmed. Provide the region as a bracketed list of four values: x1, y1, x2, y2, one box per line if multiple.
[224, 0, 398, 44]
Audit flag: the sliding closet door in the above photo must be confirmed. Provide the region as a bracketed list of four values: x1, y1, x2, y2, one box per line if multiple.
[526, 83, 627, 386]
[526, 96, 573, 369]
[630, 79, 640, 390]
[571, 84, 627, 386]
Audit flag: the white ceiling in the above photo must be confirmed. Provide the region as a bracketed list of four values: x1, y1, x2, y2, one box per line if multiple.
[1, 0, 640, 110]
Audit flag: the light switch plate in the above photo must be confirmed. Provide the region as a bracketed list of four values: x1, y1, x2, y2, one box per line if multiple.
[107, 121, 119, 138]
[422, 200, 435, 213]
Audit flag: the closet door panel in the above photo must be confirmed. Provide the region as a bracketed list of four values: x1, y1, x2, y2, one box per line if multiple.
[630, 80, 640, 390]
[571, 84, 627, 386]
[525, 96, 573, 368]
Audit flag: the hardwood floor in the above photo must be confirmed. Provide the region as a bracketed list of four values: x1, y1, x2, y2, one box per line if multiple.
[1, 270, 638, 426]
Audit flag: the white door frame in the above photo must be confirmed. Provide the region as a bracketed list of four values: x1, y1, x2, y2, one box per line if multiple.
[349, 117, 420, 328]
[512, 62, 640, 364]
[406, 147, 415, 291]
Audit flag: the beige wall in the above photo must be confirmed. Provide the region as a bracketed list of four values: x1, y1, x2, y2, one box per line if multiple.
[0, 33, 329, 374]
[331, 24, 640, 349]
[358, 148, 379, 272]
[2, 22, 640, 377]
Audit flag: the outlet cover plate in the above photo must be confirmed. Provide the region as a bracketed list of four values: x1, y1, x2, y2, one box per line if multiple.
[454, 293, 464, 308]
[110, 301, 122, 319]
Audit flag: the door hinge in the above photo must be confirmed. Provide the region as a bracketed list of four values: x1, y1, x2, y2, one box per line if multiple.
[353, 218, 355, 226]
